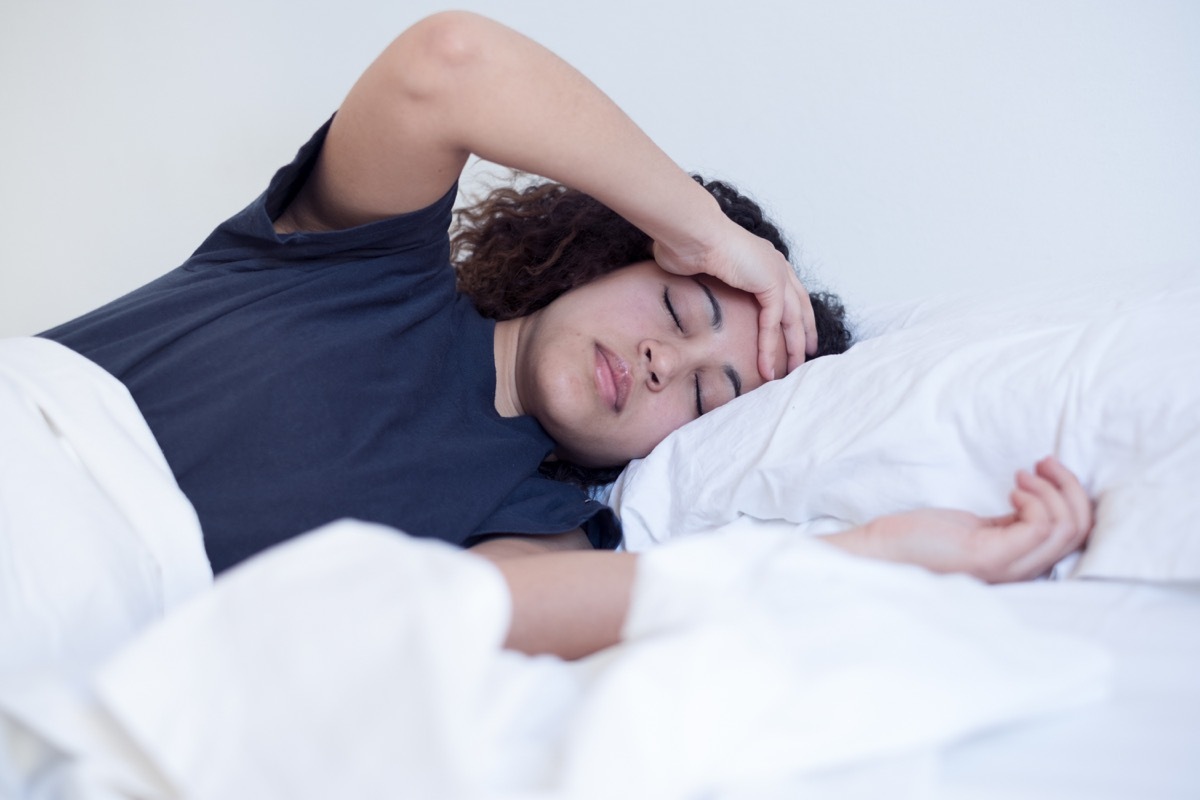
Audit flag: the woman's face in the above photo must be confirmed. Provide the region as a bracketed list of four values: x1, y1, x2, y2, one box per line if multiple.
[515, 260, 785, 467]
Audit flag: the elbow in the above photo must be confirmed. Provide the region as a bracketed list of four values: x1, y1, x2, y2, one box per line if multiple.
[415, 11, 491, 68]
[382, 11, 493, 100]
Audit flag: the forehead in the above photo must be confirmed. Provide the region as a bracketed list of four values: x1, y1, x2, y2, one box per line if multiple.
[694, 273, 789, 383]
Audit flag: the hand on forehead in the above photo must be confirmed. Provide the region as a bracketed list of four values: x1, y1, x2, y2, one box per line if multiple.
[696, 273, 789, 389]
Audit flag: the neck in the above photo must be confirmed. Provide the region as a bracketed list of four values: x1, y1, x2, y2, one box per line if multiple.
[493, 317, 525, 417]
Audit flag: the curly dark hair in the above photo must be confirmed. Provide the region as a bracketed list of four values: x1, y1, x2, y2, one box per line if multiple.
[451, 175, 853, 487]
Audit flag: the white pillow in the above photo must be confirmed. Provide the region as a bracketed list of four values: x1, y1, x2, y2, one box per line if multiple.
[610, 269, 1200, 581]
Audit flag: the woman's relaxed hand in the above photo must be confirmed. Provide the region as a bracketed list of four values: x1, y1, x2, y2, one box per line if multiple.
[652, 220, 817, 381]
[835, 456, 1094, 582]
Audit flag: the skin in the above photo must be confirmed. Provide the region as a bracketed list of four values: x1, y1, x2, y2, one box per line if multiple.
[482, 456, 1094, 659]
[275, 11, 816, 379]
[494, 260, 787, 468]
[272, 12, 1096, 660]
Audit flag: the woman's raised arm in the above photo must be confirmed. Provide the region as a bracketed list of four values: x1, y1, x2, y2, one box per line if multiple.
[277, 11, 815, 377]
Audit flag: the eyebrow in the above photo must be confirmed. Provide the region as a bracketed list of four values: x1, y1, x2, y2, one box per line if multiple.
[724, 365, 743, 398]
[690, 277, 741, 398]
[691, 277, 723, 329]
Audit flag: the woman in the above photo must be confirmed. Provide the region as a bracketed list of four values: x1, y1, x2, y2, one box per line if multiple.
[453, 174, 853, 488]
[41, 12, 1092, 659]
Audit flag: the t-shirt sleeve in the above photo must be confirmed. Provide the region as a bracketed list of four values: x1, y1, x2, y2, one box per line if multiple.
[467, 474, 623, 551]
[186, 116, 458, 272]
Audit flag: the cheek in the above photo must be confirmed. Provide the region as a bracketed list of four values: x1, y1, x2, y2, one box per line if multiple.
[628, 397, 693, 455]
[540, 349, 588, 403]
[536, 361, 593, 434]
[568, 399, 690, 467]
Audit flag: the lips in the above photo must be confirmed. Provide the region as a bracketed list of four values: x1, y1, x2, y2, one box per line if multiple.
[594, 344, 632, 412]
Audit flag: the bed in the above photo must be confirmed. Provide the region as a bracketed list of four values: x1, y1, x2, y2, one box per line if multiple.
[1, 269, 1198, 799]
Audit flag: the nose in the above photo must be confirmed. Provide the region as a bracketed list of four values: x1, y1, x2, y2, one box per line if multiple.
[640, 338, 684, 391]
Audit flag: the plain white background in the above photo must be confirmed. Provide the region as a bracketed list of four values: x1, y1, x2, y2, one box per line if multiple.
[2, 0, 1197, 337]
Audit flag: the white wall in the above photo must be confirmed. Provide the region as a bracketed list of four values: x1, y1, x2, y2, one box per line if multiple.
[2, 0, 1197, 337]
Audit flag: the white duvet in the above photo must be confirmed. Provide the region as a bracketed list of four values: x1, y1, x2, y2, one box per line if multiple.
[611, 269, 1200, 581]
[0, 338, 211, 685]
[2, 522, 1110, 800]
[0, 337, 1113, 799]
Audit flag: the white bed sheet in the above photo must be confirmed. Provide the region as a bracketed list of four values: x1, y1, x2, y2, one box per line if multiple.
[5, 523, 1196, 799]
[0, 521, 1109, 798]
[746, 577, 1200, 800]
[932, 578, 1200, 800]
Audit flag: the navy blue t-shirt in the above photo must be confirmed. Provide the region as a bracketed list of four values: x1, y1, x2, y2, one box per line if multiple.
[42, 119, 619, 573]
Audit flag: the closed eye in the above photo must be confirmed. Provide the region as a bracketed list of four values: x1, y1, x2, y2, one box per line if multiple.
[662, 286, 684, 332]
[664, 287, 703, 415]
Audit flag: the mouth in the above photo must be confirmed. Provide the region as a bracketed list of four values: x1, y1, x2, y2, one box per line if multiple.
[594, 344, 632, 412]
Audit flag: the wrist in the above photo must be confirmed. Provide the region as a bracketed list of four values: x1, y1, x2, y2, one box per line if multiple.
[646, 184, 726, 272]
[826, 520, 893, 562]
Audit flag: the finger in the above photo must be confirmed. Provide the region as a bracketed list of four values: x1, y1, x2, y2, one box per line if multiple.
[1015, 468, 1070, 528]
[1035, 456, 1093, 537]
[775, 268, 818, 375]
[1018, 464, 1091, 559]
[779, 286, 811, 375]
[1009, 532, 1076, 581]
[756, 289, 783, 381]
[975, 501, 1049, 582]
[1010, 483, 1050, 527]
[999, 488, 1058, 580]
[1015, 469, 1074, 551]
[796, 276, 818, 358]
[1007, 485, 1079, 580]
